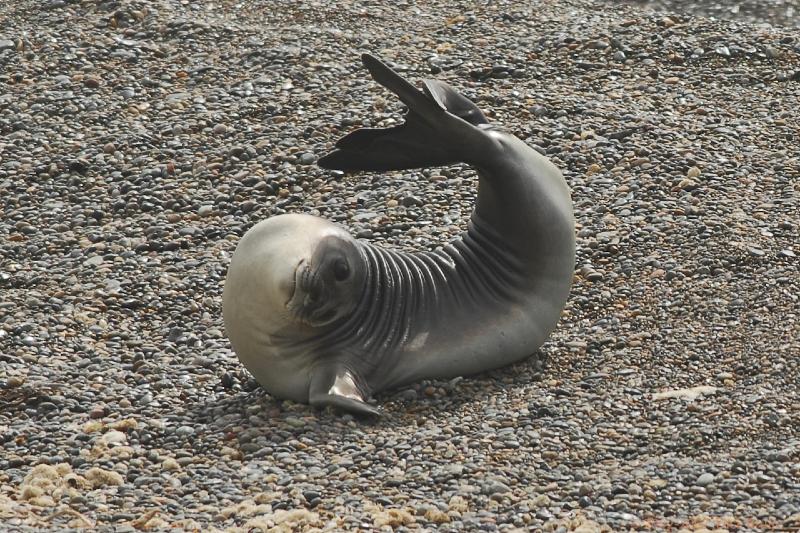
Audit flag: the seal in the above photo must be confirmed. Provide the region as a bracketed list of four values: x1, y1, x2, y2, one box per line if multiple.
[222, 54, 575, 416]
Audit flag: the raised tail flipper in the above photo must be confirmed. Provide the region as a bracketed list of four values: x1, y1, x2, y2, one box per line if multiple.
[318, 54, 493, 172]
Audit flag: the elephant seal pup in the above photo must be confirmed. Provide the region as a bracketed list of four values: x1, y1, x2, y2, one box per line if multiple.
[222, 54, 575, 416]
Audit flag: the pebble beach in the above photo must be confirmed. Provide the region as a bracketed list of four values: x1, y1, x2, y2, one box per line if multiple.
[1, 0, 798, 531]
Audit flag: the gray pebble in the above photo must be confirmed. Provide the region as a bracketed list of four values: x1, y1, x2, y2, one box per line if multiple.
[175, 426, 195, 437]
[696, 473, 715, 486]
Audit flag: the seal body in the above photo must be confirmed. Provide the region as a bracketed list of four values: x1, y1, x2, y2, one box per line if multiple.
[222, 55, 575, 415]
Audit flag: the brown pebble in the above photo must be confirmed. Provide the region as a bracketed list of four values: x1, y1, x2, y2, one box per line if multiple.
[586, 163, 602, 175]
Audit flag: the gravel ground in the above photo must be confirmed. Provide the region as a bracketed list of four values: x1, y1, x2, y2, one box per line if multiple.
[1, 0, 799, 531]
[628, 0, 799, 28]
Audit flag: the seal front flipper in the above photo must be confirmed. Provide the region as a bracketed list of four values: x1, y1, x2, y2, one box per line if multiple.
[318, 54, 493, 172]
[308, 362, 381, 417]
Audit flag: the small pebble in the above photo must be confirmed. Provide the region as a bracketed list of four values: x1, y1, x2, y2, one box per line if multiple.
[696, 473, 715, 487]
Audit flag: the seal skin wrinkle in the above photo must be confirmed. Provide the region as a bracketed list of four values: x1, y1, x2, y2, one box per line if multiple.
[222, 54, 576, 416]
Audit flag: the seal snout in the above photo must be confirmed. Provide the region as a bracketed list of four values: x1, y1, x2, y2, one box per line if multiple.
[300, 268, 325, 314]
[287, 260, 310, 311]
[286, 259, 332, 326]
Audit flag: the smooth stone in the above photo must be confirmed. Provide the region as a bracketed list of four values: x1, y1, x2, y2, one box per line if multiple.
[696, 473, 715, 486]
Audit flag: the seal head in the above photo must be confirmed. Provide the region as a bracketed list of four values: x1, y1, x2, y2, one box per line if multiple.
[286, 234, 365, 328]
[223, 214, 372, 404]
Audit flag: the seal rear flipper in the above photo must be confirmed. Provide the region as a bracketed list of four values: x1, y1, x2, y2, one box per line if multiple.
[318, 54, 493, 172]
[318, 120, 451, 172]
[308, 363, 381, 417]
[421, 79, 489, 127]
[361, 54, 486, 127]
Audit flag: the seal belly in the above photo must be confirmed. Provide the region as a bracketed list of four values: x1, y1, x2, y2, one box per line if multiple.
[375, 292, 554, 391]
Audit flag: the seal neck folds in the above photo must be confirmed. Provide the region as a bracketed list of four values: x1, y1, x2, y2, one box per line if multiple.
[283, 217, 526, 373]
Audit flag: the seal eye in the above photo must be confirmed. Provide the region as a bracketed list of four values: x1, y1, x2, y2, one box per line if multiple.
[333, 258, 350, 281]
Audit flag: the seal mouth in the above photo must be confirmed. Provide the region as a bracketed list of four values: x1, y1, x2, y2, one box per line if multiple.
[286, 259, 331, 326]
[286, 258, 313, 319]
[310, 308, 337, 325]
